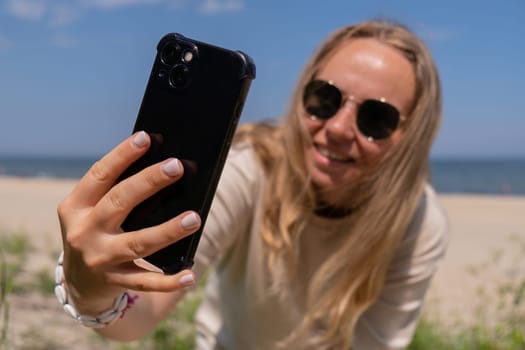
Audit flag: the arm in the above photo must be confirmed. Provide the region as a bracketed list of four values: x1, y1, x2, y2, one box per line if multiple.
[57, 132, 201, 341]
[94, 290, 185, 341]
[353, 187, 449, 350]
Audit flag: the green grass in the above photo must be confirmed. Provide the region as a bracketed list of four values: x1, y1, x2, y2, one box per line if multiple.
[1, 226, 524, 350]
[408, 318, 525, 350]
[408, 235, 525, 350]
[1, 249, 10, 348]
[1, 231, 31, 348]
[0, 232, 29, 292]
[34, 268, 56, 296]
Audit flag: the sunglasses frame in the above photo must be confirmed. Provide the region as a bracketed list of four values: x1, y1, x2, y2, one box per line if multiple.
[303, 79, 406, 141]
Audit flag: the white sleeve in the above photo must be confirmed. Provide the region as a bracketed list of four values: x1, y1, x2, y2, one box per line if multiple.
[192, 144, 262, 279]
[353, 185, 449, 350]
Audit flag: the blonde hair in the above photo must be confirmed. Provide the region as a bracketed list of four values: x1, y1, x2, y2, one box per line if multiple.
[234, 19, 442, 349]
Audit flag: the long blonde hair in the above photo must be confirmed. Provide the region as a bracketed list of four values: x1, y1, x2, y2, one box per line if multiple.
[234, 19, 442, 349]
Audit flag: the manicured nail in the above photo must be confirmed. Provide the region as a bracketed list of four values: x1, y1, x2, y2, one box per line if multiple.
[161, 159, 181, 177]
[181, 212, 200, 230]
[179, 273, 195, 287]
[132, 131, 149, 148]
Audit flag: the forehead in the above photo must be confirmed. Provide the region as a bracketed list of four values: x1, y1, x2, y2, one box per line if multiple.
[316, 38, 416, 111]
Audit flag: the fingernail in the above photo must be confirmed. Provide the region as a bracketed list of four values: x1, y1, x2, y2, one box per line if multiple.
[162, 159, 181, 177]
[179, 273, 195, 287]
[132, 131, 149, 148]
[181, 212, 200, 229]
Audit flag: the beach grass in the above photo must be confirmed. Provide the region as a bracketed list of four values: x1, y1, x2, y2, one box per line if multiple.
[408, 236, 525, 350]
[127, 238, 525, 350]
[1, 230, 30, 348]
[1, 251, 9, 348]
[1, 225, 524, 349]
[117, 276, 525, 350]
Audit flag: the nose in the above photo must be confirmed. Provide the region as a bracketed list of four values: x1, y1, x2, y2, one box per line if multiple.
[324, 101, 358, 143]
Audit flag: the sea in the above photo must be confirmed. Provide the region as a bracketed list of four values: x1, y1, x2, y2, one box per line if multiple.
[0, 156, 524, 196]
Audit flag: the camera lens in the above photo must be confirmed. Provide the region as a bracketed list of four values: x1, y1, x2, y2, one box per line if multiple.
[161, 42, 181, 66]
[169, 64, 190, 88]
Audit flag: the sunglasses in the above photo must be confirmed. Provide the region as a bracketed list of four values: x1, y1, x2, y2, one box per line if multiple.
[302, 79, 405, 141]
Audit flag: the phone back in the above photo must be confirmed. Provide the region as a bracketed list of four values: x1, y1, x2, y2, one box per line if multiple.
[120, 33, 255, 274]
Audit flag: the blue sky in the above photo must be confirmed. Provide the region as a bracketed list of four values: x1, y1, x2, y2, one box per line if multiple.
[0, 0, 524, 158]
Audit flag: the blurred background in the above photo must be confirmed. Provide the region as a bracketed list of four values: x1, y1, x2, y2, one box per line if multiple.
[1, 0, 524, 156]
[0, 2, 524, 349]
[0, 0, 524, 193]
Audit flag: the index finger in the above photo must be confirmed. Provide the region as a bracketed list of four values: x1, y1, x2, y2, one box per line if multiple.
[69, 131, 150, 207]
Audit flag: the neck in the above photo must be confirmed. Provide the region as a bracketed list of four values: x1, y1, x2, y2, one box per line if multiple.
[314, 203, 353, 218]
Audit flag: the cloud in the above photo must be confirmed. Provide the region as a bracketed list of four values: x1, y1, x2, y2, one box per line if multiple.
[5, 0, 46, 20]
[82, 0, 163, 10]
[198, 0, 243, 15]
[49, 4, 81, 27]
[3, 0, 243, 30]
[3, 0, 207, 52]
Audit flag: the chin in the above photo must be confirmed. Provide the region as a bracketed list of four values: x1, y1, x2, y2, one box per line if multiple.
[309, 166, 360, 194]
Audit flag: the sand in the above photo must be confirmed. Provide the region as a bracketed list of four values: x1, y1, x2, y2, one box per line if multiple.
[426, 194, 525, 326]
[0, 176, 524, 348]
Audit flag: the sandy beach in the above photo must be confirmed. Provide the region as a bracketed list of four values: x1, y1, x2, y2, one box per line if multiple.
[0, 176, 524, 348]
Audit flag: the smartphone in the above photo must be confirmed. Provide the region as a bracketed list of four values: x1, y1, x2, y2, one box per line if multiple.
[119, 33, 255, 274]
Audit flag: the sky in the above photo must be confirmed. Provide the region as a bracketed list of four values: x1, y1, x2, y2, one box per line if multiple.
[0, 0, 524, 158]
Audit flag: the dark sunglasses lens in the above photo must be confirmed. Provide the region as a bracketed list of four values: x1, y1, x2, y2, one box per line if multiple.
[357, 100, 400, 140]
[303, 81, 342, 120]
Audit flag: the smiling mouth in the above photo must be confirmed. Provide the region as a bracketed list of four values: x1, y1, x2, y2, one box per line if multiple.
[316, 144, 354, 163]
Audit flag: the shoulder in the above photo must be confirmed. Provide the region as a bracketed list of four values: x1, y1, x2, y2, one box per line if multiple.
[388, 184, 449, 279]
[212, 142, 267, 213]
[222, 142, 265, 187]
[227, 142, 260, 167]
[404, 184, 448, 246]
[193, 143, 264, 274]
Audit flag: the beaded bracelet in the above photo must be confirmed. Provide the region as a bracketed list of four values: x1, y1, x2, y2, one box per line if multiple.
[54, 251, 129, 328]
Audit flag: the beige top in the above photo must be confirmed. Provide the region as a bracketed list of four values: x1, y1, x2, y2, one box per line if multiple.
[192, 144, 448, 350]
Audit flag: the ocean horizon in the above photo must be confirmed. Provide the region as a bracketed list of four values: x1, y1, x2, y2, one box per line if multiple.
[0, 155, 524, 196]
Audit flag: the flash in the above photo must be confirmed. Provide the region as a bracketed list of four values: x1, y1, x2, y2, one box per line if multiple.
[183, 51, 194, 63]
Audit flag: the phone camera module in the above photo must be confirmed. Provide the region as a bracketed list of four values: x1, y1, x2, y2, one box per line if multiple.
[182, 50, 194, 63]
[169, 64, 190, 88]
[161, 42, 181, 66]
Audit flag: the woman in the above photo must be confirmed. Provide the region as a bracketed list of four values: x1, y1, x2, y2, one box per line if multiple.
[57, 20, 448, 349]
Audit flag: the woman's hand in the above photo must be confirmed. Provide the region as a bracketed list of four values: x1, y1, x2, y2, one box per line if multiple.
[57, 131, 201, 314]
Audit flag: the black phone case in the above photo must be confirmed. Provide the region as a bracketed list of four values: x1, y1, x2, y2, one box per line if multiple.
[119, 33, 255, 274]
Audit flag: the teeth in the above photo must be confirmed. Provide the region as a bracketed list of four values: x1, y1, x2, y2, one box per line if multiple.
[317, 145, 350, 161]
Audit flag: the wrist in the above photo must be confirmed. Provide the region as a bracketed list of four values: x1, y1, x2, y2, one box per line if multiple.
[54, 251, 131, 328]
[65, 284, 123, 315]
